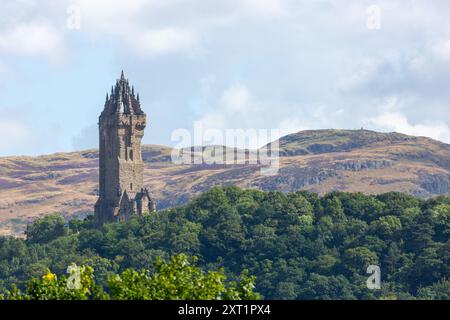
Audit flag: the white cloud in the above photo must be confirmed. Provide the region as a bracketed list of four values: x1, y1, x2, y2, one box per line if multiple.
[130, 27, 199, 56]
[195, 84, 257, 134]
[195, 82, 319, 149]
[76, 0, 202, 57]
[68, 0, 291, 57]
[366, 111, 450, 143]
[73, 0, 149, 32]
[0, 22, 64, 59]
[73, 0, 202, 57]
[196, 83, 264, 133]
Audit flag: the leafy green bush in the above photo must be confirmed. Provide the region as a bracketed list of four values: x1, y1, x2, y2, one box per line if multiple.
[108, 254, 259, 300]
[3, 254, 259, 300]
[5, 264, 106, 300]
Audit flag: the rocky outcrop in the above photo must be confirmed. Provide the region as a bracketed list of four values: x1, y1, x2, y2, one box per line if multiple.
[333, 159, 392, 171]
[419, 173, 450, 195]
[256, 166, 339, 191]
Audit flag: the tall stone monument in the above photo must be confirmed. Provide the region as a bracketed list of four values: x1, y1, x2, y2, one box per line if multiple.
[94, 71, 156, 225]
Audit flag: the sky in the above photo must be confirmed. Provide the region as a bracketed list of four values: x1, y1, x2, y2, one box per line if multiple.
[1, 0, 450, 156]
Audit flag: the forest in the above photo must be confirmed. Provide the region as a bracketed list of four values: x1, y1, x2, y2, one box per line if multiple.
[0, 186, 449, 299]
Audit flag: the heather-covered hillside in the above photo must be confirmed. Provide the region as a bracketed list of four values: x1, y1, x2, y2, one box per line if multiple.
[1, 129, 450, 236]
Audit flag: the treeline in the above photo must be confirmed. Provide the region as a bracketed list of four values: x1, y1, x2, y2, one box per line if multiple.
[0, 187, 449, 299]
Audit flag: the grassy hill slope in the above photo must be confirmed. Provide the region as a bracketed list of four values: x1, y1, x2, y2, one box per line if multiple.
[0, 129, 449, 236]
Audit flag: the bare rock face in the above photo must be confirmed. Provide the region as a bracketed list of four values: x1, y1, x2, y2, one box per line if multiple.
[332, 159, 393, 171]
[1, 129, 450, 236]
[419, 173, 450, 195]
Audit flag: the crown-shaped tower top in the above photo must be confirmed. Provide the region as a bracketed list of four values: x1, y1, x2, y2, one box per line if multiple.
[102, 71, 144, 115]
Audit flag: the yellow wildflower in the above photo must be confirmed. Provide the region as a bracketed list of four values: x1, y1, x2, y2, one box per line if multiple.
[42, 272, 56, 282]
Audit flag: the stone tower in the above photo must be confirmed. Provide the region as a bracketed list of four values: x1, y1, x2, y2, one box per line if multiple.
[94, 71, 156, 225]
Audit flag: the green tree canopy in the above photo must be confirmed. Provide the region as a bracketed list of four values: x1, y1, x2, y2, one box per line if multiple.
[25, 214, 67, 244]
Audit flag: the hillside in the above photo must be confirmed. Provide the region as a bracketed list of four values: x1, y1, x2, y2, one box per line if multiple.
[1, 129, 450, 236]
